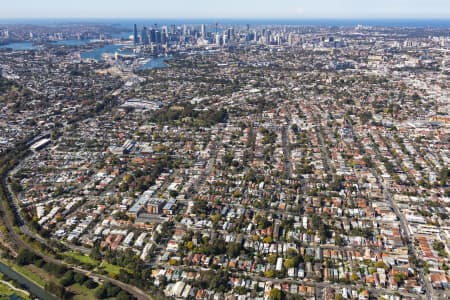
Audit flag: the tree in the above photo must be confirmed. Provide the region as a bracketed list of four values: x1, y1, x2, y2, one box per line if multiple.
[283, 258, 296, 269]
[106, 285, 121, 298]
[210, 213, 221, 224]
[375, 261, 387, 270]
[94, 285, 108, 299]
[186, 241, 193, 250]
[90, 246, 102, 261]
[224, 151, 234, 166]
[440, 167, 449, 186]
[269, 288, 283, 300]
[16, 249, 40, 266]
[267, 254, 277, 264]
[432, 240, 447, 257]
[234, 286, 248, 295]
[45, 282, 66, 299]
[335, 294, 344, 300]
[95, 282, 123, 299]
[59, 271, 75, 286]
[359, 112, 373, 125]
[116, 291, 133, 300]
[408, 255, 418, 266]
[334, 234, 344, 246]
[10, 179, 23, 194]
[255, 214, 270, 229]
[227, 242, 242, 258]
[265, 270, 275, 278]
[394, 273, 405, 284]
[211, 238, 226, 255]
[206, 270, 229, 292]
[74, 273, 88, 284]
[84, 279, 98, 289]
[263, 236, 273, 244]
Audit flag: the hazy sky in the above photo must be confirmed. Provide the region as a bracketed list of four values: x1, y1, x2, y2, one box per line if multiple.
[0, 0, 449, 19]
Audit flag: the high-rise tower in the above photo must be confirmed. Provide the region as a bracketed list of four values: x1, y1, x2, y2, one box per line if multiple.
[201, 24, 206, 39]
[141, 27, 149, 45]
[133, 24, 139, 45]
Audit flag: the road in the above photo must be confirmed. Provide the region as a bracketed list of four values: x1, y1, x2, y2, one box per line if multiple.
[184, 132, 220, 200]
[281, 119, 292, 179]
[380, 180, 433, 300]
[360, 131, 433, 300]
[312, 114, 333, 173]
[0, 145, 151, 300]
[1, 177, 151, 299]
[6, 151, 91, 254]
[156, 262, 421, 299]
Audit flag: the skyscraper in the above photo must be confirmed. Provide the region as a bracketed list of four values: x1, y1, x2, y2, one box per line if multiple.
[133, 24, 139, 45]
[215, 33, 222, 47]
[149, 29, 156, 43]
[226, 28, 232, 41]
[141, 27, 149, 45]
[161, 26, 168, 44]
[155, 31, 161, 44]
[201, 24, 206, 39]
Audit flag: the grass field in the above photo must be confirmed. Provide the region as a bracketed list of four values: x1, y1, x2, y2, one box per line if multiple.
[0, 274, 30, 300]
[10, 264, 46, 288]
[99, 261, 124, 277]
[64, 251, 99, 267]
[68, 283, 97, 300]
[0, 259, 47, 288]
[0, 258, 100, 300]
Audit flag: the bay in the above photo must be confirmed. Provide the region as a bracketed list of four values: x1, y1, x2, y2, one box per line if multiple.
[0, 42, 36, 50]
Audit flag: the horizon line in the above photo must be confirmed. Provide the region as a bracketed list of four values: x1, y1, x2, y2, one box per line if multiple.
[0, 17, 450, 20]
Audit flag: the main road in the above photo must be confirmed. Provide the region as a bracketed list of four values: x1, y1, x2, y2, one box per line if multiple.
[357, 130, 434, 300]
[0, 143, 152, 299]
[1, 167, 151, 300]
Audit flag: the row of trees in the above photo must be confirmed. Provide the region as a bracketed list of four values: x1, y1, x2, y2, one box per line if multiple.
[16, 249, 135, 299]
[151, 103, 228, 127]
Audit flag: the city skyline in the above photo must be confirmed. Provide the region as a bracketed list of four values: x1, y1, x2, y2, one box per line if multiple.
[0, 0, 449, 19]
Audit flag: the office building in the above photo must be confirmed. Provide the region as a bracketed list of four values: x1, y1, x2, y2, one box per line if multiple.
[141, 27, 149, 45]
[133, 24, 139, 45]
[201, 24, 206, 39]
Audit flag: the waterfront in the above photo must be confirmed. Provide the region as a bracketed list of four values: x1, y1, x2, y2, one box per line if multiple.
[0, 261, 56, 300]
[0, 42, 36, 50]
[80, 44, 130, 60]
[0, 41, 169, 69]
[139, 56, 171, 69]
[80, 44, 171, 69]
[0, 39, 91, 50]
[49, 39, 91, 46]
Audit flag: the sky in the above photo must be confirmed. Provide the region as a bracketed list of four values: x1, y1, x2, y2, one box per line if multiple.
[0, 0, 449, 19]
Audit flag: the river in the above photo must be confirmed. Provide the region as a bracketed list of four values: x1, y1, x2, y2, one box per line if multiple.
[0, 261, 56, 300]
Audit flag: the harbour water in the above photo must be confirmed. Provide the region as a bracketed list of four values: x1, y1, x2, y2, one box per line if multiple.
[0, 42, 36, 50]
[0, 39, 91, 50]
[1, 41, 170, 69]
[81, 45, 171, 69]
[49, 39, 91, 46]
[139, 56, 171, 69]
[80, 44, 126, 60]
